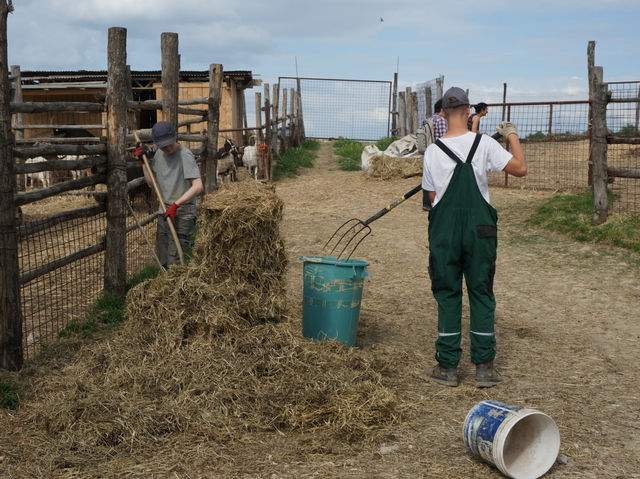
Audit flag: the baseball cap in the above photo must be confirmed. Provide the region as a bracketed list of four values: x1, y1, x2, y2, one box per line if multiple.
[442, 87, 470, 109]
[151, 121, 176, 148]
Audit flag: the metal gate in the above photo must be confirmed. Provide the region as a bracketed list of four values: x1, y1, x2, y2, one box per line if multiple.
[278, 76, 392, 141]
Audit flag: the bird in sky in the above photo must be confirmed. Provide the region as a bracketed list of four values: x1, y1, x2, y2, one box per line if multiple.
[380, 17, 384, 22]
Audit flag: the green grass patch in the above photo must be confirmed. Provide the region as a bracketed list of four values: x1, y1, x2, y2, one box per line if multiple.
[529, 189, 640, 254]
[375, 136, 397, 151]
[301, 138, 321, 150]
[0, 378, 21, 410]
[58, 263, 161, 339]
[273, 140, 319, 180]
[334, 139, 363, 171]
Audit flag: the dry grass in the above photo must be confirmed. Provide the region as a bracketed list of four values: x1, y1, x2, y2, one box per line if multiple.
[367, 154, 423, 180]
[1, 180, 402, 478]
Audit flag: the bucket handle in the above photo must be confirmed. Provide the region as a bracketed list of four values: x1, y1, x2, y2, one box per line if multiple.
[300, 256, 323, 263]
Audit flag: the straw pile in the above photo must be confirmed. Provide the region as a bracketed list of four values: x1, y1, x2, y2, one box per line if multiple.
[368, 154, 423, 180]
[6, 181, 400, 475]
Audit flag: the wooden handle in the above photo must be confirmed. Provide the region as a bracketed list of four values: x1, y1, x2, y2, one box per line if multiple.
[133, 130, 184, 265]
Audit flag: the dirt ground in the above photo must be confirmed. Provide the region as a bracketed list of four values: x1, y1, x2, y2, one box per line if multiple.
[274, 140, 640, 478]
[2, 140, 640, 478]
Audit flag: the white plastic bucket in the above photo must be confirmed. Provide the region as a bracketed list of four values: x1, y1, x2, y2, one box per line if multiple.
[462, 400, 560, 479]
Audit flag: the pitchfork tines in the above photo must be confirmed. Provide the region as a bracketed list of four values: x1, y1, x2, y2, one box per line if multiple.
[323, 218, 372, 260]
[322, 184, 424, 260]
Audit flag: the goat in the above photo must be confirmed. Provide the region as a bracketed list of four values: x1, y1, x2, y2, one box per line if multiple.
[216, 137, 242, 183]
[242, 144, 259, 180]
[24, 157, 52, 189]
[60, 154, 89, 180]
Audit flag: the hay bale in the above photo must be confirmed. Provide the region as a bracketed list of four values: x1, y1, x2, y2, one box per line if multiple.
[7, 181, 401, 474]
[367, 154, 423, 180]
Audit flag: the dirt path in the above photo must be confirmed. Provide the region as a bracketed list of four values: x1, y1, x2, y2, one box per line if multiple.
[275, 140, 640, 478]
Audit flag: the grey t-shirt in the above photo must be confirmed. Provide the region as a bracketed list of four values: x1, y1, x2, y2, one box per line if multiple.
[151, 145, 200, 206]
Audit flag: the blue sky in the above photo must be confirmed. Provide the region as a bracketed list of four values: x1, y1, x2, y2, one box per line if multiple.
[7, 0, 639, 105]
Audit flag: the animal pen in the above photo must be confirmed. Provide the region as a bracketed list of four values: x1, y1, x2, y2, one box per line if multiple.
[0, 27, 305, 370]
[391, 45, 640, 219]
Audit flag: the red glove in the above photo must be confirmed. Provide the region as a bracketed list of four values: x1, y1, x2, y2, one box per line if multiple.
[164, 202, 178, 221]
[135, 144, 150, 164]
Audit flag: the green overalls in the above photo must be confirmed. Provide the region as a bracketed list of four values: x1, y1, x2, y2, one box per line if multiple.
[428, 134, 498, 369]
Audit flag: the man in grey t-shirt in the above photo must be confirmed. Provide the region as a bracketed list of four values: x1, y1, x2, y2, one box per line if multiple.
[142, 121, 203, 268]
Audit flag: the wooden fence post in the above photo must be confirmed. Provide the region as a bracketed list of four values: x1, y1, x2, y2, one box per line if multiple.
[288, 88, 296, 147]
[280, 88, 288, 150]
[205, 63, 222, 194]
[424, 87, 432, 119]
[104, 26, 128, 296]
[587, 41, 595, 186]
[398, 91, 406, 137]
[161, 32, 179, 129]
[263, 85, 271, 180]
[410, 91, 418, 133]
[591, 66, 609, 225]
[405, 87, 413, 133]
[635, 85, 639, 136]
[272, 83, 279, 155]
[391, 72, 398, 135]
[296, 78, 305, 140]
[254, 92, 263, 144]
[0, 0, 23, 371]
[10, 65, 23, 192]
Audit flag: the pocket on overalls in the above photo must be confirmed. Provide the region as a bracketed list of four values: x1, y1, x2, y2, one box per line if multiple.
[476, 224, 497, 238]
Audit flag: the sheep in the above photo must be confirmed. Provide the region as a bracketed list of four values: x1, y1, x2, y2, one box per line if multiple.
[24, 157, 52, 189]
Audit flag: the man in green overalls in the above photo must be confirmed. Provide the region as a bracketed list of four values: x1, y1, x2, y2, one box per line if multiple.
[422, 87, 527, 388]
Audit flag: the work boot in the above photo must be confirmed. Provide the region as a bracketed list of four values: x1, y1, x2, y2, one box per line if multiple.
[427, 364, 459, 387]
[475, 361, 502, 388]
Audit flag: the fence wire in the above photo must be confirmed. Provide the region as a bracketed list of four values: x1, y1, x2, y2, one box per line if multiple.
[606, 81, 640, 215]
[482, 101, 591, 191]
[279, 77, 391, 141]
[414, 76, 444, 125]
[19, 206, 106, 358]
[18, 187, 158, 360]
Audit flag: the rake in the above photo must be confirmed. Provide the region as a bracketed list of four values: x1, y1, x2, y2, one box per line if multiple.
[324, 184, 422, 260]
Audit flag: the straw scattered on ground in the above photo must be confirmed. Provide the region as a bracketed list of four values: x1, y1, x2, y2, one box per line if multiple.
[1, 181, 403, 477]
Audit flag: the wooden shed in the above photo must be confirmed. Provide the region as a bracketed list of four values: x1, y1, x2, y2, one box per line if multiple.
[13, 69, 257, 146]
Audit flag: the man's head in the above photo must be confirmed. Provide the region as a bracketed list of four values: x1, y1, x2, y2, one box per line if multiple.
[152, 121, 178, 153]
[442, 87, 469, 110]
[434, 99, 443, 114]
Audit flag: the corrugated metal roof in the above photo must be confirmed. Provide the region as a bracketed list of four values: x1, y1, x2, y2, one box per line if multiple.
[18, 70, 253, 85]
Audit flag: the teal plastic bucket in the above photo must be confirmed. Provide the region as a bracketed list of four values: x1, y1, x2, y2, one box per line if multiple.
[299, 255, 369, 347]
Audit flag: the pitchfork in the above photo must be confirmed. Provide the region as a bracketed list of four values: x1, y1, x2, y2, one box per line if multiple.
[324, 184, 422, 260]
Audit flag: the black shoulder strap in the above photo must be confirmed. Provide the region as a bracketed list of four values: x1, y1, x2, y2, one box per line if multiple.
[435, 139, 463, 165]
[465, 134, 482, 164]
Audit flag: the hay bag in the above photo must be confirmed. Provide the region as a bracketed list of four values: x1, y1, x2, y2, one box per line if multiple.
[17, 182, 400, 470]
[368, 154, 423, 180]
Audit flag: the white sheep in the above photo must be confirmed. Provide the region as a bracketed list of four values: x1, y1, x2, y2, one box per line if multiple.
[24, 157, 51, 189]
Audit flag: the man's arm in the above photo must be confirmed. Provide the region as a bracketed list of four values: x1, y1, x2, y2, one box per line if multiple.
[502, 134, 527, 177]
[174, 177, 204, 207]
[428, 190, 436, 204]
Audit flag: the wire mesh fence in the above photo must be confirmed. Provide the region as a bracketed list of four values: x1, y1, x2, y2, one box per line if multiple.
[278, 77, 392, 141]
[18, 188, 158, 360]
[483, 101, 592, 191]
[606, 81, 640, 215]
[414, 76, 444, 125]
